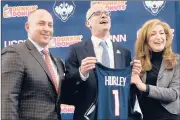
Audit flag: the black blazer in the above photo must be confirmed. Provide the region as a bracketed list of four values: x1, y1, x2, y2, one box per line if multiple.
[1, 40, 65, 120]
[61, 40, 139, 120]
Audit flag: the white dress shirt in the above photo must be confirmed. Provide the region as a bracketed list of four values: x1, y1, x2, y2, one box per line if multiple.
[91, 36, 114, 68]
[80, 36, 115, 81]
[28, 38, 59, 85]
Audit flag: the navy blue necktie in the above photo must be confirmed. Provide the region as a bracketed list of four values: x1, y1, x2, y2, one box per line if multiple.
[100, 41, 110, 68]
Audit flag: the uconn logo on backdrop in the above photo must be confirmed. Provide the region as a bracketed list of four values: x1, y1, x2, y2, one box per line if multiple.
[143, 1, 166, 16]
[53, 1, 76, 22]
[4, 40, 26, 47]
[111, 34, 127, 42]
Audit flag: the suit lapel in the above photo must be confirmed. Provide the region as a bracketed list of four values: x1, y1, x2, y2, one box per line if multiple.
[84, 40, 97, 84]
[50, 54, 63, 74]
[50, 54, 65, 86]
[51, 56, 66, 102]
[50, 54, 63, 97]
[25, 40, 55, 86]
[142, 60, 166, 83]
[157, 60, 166, 80]
[112, 42, 121, 69]
[84, 40, 96, 57]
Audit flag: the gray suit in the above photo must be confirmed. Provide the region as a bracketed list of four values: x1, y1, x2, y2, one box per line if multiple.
[141, 55, 180, 115]
[1, 40, 65, 120]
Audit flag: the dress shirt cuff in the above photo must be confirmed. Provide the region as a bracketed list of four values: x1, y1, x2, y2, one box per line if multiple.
[79, 67, 89, 81]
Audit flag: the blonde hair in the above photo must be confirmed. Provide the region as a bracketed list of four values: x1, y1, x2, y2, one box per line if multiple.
[135, 19, 177, 72]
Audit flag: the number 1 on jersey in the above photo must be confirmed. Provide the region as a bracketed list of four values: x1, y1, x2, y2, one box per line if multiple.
[112, 90, 120, 116]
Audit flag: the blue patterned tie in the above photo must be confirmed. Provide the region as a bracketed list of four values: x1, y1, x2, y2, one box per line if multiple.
[100, 41, 110, 68]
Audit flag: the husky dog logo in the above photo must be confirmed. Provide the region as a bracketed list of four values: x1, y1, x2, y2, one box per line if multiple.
[143, 1, 166, 16]
[53, 1, 76, 22]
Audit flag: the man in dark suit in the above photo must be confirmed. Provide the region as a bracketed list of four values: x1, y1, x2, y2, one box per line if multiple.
[1, 9, 64, 120]
[61, 4, 142, 120]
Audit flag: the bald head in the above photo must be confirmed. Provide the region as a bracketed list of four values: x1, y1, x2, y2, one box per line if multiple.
[86, 4, 107, 21]
[27, 9, 53, 23]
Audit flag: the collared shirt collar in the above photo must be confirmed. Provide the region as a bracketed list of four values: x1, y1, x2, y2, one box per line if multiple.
[91, 35, 111, 48]
[28, 38, 49, 52]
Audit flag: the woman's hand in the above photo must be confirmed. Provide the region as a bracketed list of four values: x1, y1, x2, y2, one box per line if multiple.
[131, 74, 147, 92]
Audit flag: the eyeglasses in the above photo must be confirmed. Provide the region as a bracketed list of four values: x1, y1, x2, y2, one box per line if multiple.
[87, 11, 111, 20]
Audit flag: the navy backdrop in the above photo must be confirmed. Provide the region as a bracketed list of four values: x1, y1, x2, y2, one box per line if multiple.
[1, 1, 180, 119]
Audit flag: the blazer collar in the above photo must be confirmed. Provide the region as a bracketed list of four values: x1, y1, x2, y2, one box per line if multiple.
[157, 60, 166, 80]
[25, 40, 58, 94]
[112, 42, 122, 68]
[142, 59, 166, 83]
[84, 40, 96, 57]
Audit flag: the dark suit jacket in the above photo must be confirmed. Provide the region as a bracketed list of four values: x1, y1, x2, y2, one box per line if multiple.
[1, 40, 65, 120]
[61, 40, 139, 120]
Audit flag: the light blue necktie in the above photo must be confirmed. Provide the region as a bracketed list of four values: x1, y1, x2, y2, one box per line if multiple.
[100, 41, 110, 68]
